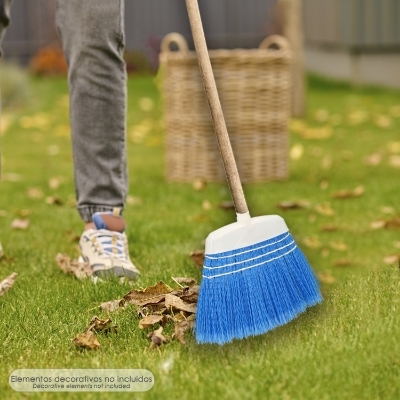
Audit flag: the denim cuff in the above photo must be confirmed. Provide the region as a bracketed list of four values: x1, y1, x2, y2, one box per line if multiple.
[78, 205, 124, 222]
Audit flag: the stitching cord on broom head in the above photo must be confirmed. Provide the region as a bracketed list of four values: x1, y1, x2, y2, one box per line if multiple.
[203, 240, 296, 270]
[202, 245, 298, 279]
[205, 232, 291, 259]
[185, 0, 249, 215]
[202, 232, 299, 278]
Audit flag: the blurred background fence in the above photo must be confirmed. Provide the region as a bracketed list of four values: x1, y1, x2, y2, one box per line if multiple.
[1, 0, 278, 64]
[2, 0, 400, 88]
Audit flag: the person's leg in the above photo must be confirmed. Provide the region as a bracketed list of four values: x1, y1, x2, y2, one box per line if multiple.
[55, 0, 139, 278]
[55, 0, 128, 223]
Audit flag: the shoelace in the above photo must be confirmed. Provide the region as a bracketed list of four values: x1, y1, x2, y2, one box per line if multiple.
[90, 229, 129, 261]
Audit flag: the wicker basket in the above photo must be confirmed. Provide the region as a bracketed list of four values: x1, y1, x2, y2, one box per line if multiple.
[160, 33, 292, 183]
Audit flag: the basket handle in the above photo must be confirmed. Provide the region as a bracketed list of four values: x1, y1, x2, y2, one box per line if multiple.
[259, 35, 290, 51]
[160, 32, 189, 53]
[185, 0, 249, 215]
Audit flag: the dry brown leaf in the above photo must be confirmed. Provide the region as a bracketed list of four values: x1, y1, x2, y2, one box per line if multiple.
[173, 277, 197, 287]
[73, 331, 100, 350]
[55, 253, 92, 279]
[332, 185, 365, 199]
[45, 195, 64, 205]
[165, 294, 197, 313]
[148, 326, 168, 349]
[301, 126, 332, 140]
[172, 320, 195, 345]
[334, 259, 352, 267]
[218, 201, 235, 210]
[370, 217, 400, 230]
[173, 312, 196, 323]
[186, 313, 196, 322]
[87, 316, 117, 334]
[192, 179, 206, 191]
[370, 220, 386, 230]
[171, 311, 187, 322]
[321, 248, 330, 258]
[289, 119, 307, 133]
[88, 316, 109, 331]
[137, 304, 168, 318]
[100, 299, 125, 312]
[49, 177, 63, 190]
[202, 200, 212, 210]
[383, 255, 400, 265]
[137, 306, 149, 319]
[2, 172, 22, 182]
[141, 303, 168, 315]
[11, 219, 29, 230]
[302, 236, 322, 249]
[0, 272, 17, 296]
[96, 277, 199, 349]
[320, 224, 338, 232]
[374, 114, 392, 128]
[139, 314, 168, 329]
[364, 153, 382, 166]
[189, 250, 205, 267]
[329, 241, 348, 251]
[385, 217, 400, 229]
[389, 155, 400, 169]
[277, 200, 310, 210]
[179, 285, 200, 303]
[308, 213, 317, 223]
[290, 144, 304, 160]
[26, 187, 44, 199]
[123, 281, 173, 306]
[317, 272, 336, 284]
[315, 203, 335, 216]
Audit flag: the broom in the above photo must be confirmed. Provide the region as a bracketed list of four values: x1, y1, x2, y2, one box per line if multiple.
[184, 0, 322, 345]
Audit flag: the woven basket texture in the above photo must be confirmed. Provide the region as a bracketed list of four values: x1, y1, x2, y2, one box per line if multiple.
[160, 33, 292, 183]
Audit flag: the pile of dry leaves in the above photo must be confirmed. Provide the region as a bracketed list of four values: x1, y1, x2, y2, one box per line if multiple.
[56, 255, 199, 350]
[72, 279, 198, 350]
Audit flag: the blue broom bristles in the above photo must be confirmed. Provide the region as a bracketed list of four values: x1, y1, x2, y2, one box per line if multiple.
[195, 231, 322, 345]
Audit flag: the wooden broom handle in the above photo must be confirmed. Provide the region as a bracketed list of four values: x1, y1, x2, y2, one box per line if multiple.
[185, 0, 249, 215]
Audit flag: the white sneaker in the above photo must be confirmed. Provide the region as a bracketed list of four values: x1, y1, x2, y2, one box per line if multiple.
[79, 209, 140, 279]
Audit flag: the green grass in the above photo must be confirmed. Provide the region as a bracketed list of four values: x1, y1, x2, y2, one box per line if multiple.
[1, 73, 400, 399]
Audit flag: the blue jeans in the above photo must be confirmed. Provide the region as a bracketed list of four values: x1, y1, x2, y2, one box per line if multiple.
[1, 0, 128, 222]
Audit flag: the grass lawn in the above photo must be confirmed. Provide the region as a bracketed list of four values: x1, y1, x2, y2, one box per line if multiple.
[1, 73, 400, 400]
